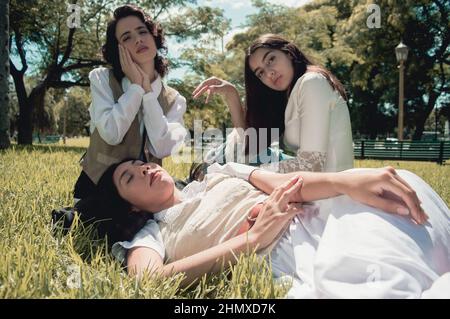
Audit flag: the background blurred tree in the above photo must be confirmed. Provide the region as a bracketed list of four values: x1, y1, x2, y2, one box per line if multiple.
[0, 0, 10, 149]
[336, 0, 449, 139]
[9, 0, 229, 144]
[55, 87, 91, 137]
[219, 0, 449, 139]
[168, 16, 233, 132]
[9, 0, 112, 144]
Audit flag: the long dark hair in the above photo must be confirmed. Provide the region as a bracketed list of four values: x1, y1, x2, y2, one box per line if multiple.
[75, 159, 188, 248]
[75, 159, 153, 248]
[102, 4, 169, 83]
[244, 34, 347, 154]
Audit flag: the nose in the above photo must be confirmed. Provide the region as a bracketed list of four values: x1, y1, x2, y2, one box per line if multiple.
[136, 34, 144, 44]
[139, 165, 151, 176]
[268, 69, 276, 80]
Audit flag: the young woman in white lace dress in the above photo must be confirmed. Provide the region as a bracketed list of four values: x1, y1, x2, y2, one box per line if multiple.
[78, 159, 450, 298]
[193, 34, 353, 173]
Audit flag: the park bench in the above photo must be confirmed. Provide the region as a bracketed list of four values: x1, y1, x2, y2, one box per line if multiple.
[354, 140, 450, 164]
[43, 135, 61, 144]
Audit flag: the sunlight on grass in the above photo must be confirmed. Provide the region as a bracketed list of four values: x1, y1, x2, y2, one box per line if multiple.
[0, 139, 448, 298]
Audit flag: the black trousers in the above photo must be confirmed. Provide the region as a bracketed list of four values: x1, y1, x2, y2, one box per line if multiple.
[73, 170, 97, 200]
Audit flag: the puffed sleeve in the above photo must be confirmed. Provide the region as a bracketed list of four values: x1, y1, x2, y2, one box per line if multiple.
[111, 219, 165, 264]
[89, 67, 145, 145]
[141, 92, 188, 158]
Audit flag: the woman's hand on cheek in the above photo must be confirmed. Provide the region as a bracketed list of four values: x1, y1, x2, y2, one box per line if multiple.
[119, 44, 142, 87]
[135, 64, 152, 93]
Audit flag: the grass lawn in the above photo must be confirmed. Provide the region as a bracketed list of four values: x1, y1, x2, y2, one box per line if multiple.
[0, 138, 449, 298]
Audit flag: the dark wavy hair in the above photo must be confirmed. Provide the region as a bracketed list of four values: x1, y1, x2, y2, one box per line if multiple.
[102, 4, 169, 83]
[244, 34, 347, 154]
[74, 159, 153, 248]
[74, 159, 189, 249]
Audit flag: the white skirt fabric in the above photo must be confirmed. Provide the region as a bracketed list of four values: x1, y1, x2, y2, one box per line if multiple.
[268, 169, 450, 298]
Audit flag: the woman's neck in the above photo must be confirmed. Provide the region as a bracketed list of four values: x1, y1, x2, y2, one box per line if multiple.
[138, 60, 156, 82]
[157, 187, 183, 211]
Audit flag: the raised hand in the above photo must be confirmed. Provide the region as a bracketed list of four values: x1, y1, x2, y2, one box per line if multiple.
[192, 76, 239, 104]
[135, 64, 152, 93]
[119, 44, 142, 87]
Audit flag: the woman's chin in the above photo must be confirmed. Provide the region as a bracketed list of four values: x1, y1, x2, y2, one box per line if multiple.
[136, 55, 156, 65]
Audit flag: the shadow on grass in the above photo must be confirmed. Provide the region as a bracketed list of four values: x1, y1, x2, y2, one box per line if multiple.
[52, 214, 113, 264]
[3, 143, 87, 154]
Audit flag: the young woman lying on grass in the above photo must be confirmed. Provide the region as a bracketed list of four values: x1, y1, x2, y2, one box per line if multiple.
[80, 160, 449, 298]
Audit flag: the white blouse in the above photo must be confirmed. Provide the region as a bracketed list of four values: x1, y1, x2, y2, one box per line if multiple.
[111, 162, 258, 264]
[88, 67, 188, 159]
[275, 72, 354, 172]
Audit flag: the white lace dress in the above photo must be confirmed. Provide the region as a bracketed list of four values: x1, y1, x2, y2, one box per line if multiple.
[262, 72, 354, 173]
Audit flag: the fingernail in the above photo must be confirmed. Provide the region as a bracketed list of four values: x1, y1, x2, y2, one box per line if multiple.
[397, 207, 410, 216]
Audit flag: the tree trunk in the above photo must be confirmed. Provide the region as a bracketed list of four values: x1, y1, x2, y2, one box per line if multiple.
[0, 0, 10, 149]
[10, 70, 32, 144]
[412, 90, 438, 140]
[30, 83, 48, 138]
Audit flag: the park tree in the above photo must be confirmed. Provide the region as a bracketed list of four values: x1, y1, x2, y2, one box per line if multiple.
[55, 87, 91, 137]
[168, 14, 234, 131]
[0, 0, 10, 149]
[9, 0, 229, 144]
[332, 0, 449, 139]
[223, 0, 449, 139]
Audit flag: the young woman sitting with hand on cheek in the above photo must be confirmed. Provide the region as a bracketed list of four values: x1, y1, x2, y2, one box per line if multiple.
[73, 4, 187, 203]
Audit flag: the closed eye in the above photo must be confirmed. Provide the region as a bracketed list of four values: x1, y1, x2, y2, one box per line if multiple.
[127, 174, 134, 184]
[122, 30, 148, 42]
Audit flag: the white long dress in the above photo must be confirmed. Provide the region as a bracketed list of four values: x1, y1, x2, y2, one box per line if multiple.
[270, 169, 450, 298]
[112, 165, 450, 298]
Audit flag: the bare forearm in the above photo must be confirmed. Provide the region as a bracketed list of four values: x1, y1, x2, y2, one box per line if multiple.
[249, 169, 341, 202]
[161, 233, 258, 287]
[225, 93, 245, 129]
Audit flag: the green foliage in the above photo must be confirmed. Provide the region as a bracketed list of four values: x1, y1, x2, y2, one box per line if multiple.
[184, 0, 449, 139]
[55, 87, 91, 137]
[9, 0, 231, 142]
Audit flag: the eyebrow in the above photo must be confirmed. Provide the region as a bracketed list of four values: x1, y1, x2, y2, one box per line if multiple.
[119, 160, 137, 184]
[253, 50, 273, 74]
[120, 26, 147, 40]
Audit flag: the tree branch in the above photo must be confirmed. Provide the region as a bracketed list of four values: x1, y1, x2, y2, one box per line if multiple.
[47, 80, 90, 88]
[59, 27, 76, 67]
[62, 60, 107, 72]
[12, 27, 28, 74]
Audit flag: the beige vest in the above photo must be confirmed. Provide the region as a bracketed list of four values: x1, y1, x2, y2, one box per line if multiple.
[82, 69, 178, 184]
[158, 173, 282, 263]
